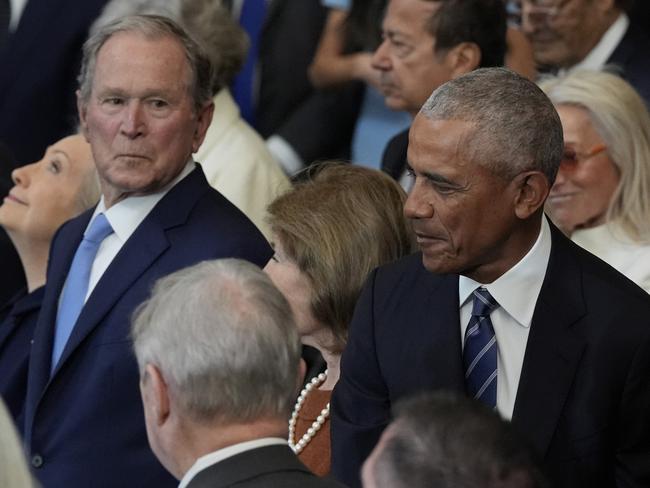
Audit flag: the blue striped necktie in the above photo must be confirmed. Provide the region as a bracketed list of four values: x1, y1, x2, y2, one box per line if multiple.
[51, 213, 113, 372]
[463, 287, 499, 408]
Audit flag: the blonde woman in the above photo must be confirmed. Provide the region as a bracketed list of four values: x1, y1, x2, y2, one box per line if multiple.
[541, 70, 650, 292]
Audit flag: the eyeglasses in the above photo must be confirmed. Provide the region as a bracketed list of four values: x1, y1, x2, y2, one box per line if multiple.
[560, 143, 607, 172]
[522, 0, 570, 24]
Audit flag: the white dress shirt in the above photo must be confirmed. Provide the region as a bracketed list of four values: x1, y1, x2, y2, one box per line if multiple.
[572, 13, 629, 72]
[69, 161, 195, 302]
[8, 0, 27, 31]
[178, 437, 288, 488]
[458, 216, 551, 420]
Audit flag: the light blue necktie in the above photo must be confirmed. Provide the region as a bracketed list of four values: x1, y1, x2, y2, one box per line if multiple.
[51, 213, 113, 371]
[463, 287, 499, 408]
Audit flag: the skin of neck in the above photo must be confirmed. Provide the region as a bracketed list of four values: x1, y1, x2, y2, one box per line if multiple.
[166, 416, 289, 480]
[463, 215, 543, 285]
[301, 327, 341, 391]
[6, 230, 49, 292]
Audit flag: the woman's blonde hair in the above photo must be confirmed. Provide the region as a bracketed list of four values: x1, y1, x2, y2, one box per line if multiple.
[540, 69, 650, 242]
[267, 163, 416, 353]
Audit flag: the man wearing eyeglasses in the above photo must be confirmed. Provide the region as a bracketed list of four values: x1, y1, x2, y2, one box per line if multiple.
[522, 0, 650, 104]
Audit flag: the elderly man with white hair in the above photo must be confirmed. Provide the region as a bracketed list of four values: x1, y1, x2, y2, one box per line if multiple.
[132, 259, 345, 488]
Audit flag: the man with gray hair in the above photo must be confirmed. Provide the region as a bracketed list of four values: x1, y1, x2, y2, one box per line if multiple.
[331, 67, 650, 487]
[23, 14, 271, 488]
[361, 392, 546, 488]
[133, 259, 344, 488]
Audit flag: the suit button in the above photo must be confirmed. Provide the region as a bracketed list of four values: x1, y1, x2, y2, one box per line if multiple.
[31, 454, 43, 468]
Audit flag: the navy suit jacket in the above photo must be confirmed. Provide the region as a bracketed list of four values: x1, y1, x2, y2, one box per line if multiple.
[0, 0, 108, 164]
[23, 167, 273, 488]
[187, 445, 345, 488]
[331, 224, 650, 488]
[607, 23, 650, 106]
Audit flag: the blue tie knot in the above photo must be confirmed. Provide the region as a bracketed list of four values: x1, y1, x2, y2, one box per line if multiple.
[84, 214, 113, 244]
[472, 287, 499, 317]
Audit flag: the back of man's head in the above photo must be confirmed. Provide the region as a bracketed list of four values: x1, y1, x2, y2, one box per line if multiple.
[362, 392, 547, 488]
[421, 67, 563, 185]
[132, 258, 301, 426]
[427, 0, 507, 68]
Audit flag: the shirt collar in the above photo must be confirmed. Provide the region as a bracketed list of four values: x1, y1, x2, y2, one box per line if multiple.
[572, 13, 629, 71]
[178, 437, 288, 488]
[458, 216, 552, 328]
[91, 160, 195, 243]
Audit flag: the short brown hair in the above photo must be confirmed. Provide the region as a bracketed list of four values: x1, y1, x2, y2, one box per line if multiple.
[267, 163, 415, 353]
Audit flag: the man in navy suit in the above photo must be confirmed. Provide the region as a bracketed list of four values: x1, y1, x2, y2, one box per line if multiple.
[522, 0, 650, 104]
[330, 68, 650, 488]
[23, 15, 272, 488]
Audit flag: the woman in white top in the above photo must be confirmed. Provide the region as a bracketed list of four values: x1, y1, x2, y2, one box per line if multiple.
[541, 70, 650, 292]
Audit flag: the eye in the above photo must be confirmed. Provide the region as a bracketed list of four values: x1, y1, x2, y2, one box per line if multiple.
[149, 99, 169, 109]
[47, 159, 61, 174]
[103, 97, 124, 106]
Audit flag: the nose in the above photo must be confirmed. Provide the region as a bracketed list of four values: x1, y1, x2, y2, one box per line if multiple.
[120, 100, 145, 139]
[11, 161, 37, 187]
[371, 38, 391, 72]
[403, 181, 434, 220]
[553, 166, 567, 186]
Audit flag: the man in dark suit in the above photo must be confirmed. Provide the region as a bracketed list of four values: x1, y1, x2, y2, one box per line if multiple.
[330, 68, 650, 488]
[23, 15, 272, 488]
[0, 0, 108, 165]
[374, 0, 507, 183]
[132, 259, 343, 488]
[522, 0, 650, 104]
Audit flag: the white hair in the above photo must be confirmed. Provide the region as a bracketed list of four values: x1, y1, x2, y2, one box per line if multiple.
[540, 69, 650, 243]
[131, 259, 301, 424]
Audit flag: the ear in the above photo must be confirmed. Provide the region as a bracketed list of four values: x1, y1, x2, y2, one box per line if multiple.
[447, 42, 482, 79]
[191, 101, 215, 153]
[513, 171, 550, 220]
[76, 90, 90, 142]
[142, 364, 171, 426]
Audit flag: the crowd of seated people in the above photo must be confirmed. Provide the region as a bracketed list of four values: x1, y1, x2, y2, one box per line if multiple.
[1, 1, 650, 487]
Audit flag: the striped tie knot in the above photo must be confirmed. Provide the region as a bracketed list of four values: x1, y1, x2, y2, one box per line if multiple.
[471, 287, 499, 317]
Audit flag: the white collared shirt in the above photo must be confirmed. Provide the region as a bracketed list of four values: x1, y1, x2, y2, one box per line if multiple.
[8, 0, 27, 31]
[178, 437, 288, 488]
[458, 216, 552, 420]
[70, 161, 195, 302]
[571, 13, 629, 72]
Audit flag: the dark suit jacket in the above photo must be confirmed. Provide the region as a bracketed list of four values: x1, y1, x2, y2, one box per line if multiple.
[187, 445, 345, 488]
[256, 0, 362, 163]
[0, 0, 108, 164]
[0, 286, 43, 426]
[380, 128, 409, 181]
[23, 167, 273, 488]
[331, 224, 650, 488]
[606, 22, 650, 106]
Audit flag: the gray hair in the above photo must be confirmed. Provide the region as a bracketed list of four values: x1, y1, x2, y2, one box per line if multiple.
[78, 14, 214, 112]
[539, 69, 650, 243]
[131, 259, 301, 425]
[421, 67, 564, 184]
[181, 0, 249, 93]
[371, 392, 546, 488]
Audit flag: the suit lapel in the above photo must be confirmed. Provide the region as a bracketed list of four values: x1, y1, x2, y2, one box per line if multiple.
[426, 272, 465, 392]
[49, 168, 209, 377]
[24, 211, 90, 436]
[511, 226, 587, 458]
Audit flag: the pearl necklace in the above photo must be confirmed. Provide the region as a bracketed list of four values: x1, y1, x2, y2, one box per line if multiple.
[288, 370, 330, 454]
